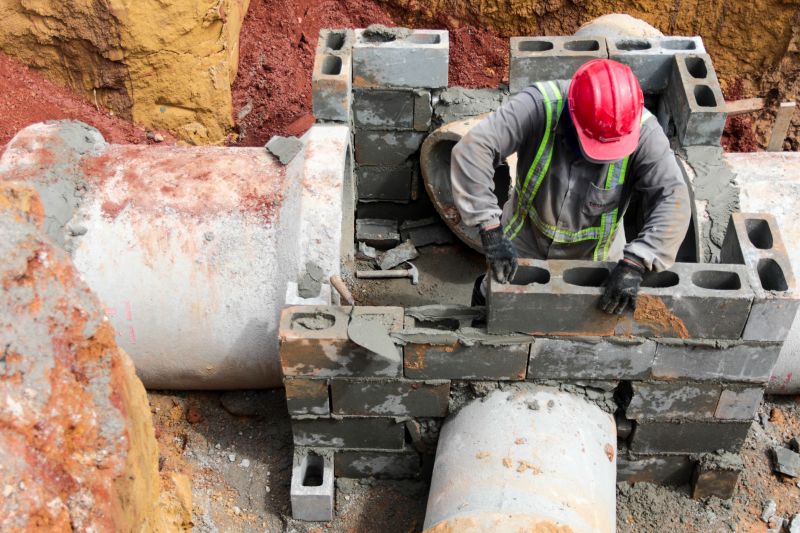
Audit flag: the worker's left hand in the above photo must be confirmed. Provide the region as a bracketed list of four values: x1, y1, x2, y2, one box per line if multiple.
[600, 257, 645, 315]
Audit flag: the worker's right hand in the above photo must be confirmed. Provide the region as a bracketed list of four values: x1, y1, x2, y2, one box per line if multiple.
[480, 225, 518, 284]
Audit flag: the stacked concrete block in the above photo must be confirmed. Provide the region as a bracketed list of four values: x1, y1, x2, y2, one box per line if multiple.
[291, 449, 335, 521]
[353, 29, 449, 89]
[331, 379, 450, 417]
[528, 336, 655, 380]
[626, 382, 763, 422]
[509, 36, 608, 93]
[691, 453, 744, 500]
[312, 29, 354, 122]
[349, 29, 444, 207]
[487, 259, 754, 339]
[617, 453, 694, 486]
[606, 36, 705, 93]
[630, 420, 752, 454]
[664, 53, 726, 146]
[721, 212, 800, 342]
[652, 339, 782, 383]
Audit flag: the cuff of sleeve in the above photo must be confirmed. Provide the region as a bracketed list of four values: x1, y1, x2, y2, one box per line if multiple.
[479, 217, 502, 230]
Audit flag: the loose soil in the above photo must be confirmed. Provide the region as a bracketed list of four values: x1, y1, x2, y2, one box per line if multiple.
[150, 388, 800, 532]
[0, 53, 173, 151]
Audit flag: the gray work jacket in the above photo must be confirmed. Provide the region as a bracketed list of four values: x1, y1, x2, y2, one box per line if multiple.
[450, 80, 691, 271]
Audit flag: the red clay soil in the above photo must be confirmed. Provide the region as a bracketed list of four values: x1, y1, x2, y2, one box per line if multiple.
[0, 52, 173, 152]
[721, 78, 761, 152]
[232, 0, 508, 146]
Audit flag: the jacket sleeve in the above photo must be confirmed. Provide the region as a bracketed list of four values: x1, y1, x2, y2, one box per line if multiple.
[624, 121, 692, 272]
[450, 90, 543, 229]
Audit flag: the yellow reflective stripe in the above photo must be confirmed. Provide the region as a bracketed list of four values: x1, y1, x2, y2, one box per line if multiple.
[505, 82, 562, 240]
[528, 207, 601, 242]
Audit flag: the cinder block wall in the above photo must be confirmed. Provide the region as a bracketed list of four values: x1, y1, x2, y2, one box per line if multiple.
[288, 29, 798, 509]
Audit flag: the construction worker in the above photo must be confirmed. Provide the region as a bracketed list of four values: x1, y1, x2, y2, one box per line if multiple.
[452, 59, 690, 314]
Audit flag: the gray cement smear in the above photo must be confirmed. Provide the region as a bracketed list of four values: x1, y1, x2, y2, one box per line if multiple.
[697, 450, 744, 471]
[266, 135, 303, 165]
[362, 24, 411, 42]
[0, 121, 107, 249]
[298, 261, 325, 298]
[433, 87, 507, 127]
[682, 146, 739, 260]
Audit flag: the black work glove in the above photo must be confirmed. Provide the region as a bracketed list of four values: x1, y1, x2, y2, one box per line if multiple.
[599, 257, 646, 315]
[480, 225, 518, 284]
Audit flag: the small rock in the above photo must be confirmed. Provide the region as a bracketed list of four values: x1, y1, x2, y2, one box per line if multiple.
[772, 446, 800, 477]
[769, 516, 785, 530]
[228, 453, 236, 462]
[185, 406, 203, 424]
[789, 514, 800, 533]
[356, 241, 378, 261]
[760, 412, 772, 431]
[240, 459, 250, 468]
[761, 499, 777, 522]
[790, 437, 800, 452]
[233, 506, 241, 515]
[153, 133, 164, 143]
[215, 443, 221, 449]
[265, 486, 271, 493]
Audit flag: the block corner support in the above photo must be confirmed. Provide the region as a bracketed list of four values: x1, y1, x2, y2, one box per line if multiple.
[691, 451, 743, 500]
[509, 35, 608, 93]
[665, 52, 726, 147]
[290, 448, 335, 522]
[353, 28, 449, 89]
[720, 211, 800, 342]
[606, 35, 705, 93]
[312, 28, 354, 122]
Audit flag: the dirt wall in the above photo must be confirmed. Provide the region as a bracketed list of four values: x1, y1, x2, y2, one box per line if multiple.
[380, 0, 799, 96]
[0, 0, 250, 144]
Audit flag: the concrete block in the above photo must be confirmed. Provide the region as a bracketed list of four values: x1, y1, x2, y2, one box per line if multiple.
[413, 90, 433, 131]
[607, 36, 705, 93]
[652, 339, 782, 383]
[290, 449, 334, 521]
[720, 212, 800, 342]
[630, 421, 752, 454]
[292, 417, 405, 449]
[356, 218, 400, 248]
[509, 36, 608, 93]
[312, 29, 354, 122]
[691, 452, 743, 499]
[279, 306, 404, 378]
[353, 90, 415, 129]
[285, 378, 330, 416]
[399, 326, 530, 380]
[487, 259, 754, 339]
[355, 130, 426, 165]
[528, 337, 655, 380]
[626, 382, 721, 421]
[356, 165, 413, 202]
[617, 454, 694, 485]
[334, 449, 421, 479]
[399, 218, 454, 247]
[330, 379, 450, 417]
[353, 29, 449, 89]
[665, 53, 726, 146]
[715, 386, 764, 421]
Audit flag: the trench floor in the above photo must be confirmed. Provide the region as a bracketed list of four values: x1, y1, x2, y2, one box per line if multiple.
[149, 387, 800, 532]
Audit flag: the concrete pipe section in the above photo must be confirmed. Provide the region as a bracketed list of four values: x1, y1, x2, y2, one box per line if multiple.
[420, 114, 517, 253]
[725, 152, 800, 393]
[423, 385, 617, 532]
[0, 120, 353, 389]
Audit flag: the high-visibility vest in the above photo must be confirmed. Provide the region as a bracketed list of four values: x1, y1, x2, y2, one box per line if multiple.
[503, 80, 654, 261]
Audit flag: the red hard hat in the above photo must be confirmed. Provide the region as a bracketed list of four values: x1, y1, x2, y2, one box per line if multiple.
[568, 59, 644, 162]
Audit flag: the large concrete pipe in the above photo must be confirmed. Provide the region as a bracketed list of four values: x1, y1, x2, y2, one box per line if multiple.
[724, 152, 800, 393]
[423, 385, 617, 532]
[0, 120, 352, 389]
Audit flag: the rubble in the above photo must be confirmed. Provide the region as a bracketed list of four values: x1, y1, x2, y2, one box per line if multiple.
[771, 446, 800, 477]
[377, 240, 419, 270]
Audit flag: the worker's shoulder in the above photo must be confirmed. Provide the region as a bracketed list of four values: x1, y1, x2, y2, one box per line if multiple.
[637, 113, 670, 147]
[514, 79, 571, 103]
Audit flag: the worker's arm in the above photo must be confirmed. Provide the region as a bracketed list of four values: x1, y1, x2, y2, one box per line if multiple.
[624, 121, 692, 272]
[450, 89, 544, 229]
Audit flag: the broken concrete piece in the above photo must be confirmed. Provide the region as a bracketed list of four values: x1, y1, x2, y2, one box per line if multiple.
[298, 261, 325, 298]
[789, 514, 800, 533]
[400, 217, 455, 247]
[772, 446, 800, 477]
[356, 218, 400, 248]
[356, 241, 378, 260]
[266, 135, 304, 164]
[378, 240, 419, 270]
[762, 500, 778, 522]
[791, 437, 800, 452]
